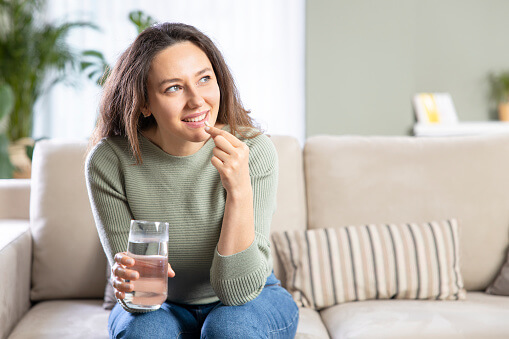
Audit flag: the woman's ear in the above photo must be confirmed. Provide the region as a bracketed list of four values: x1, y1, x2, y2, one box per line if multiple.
[141, 107, 151, 118]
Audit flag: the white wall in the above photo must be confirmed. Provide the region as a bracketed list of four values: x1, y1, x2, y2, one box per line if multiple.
[306, 0, 509, 137]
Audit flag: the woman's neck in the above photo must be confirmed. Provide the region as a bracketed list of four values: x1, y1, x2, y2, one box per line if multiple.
[141, 127, 206, 156]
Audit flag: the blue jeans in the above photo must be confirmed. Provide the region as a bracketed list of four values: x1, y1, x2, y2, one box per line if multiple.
[108, 273, 299, 338]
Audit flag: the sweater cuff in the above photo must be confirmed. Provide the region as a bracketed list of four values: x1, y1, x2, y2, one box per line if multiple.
[210, 241, 268, 305]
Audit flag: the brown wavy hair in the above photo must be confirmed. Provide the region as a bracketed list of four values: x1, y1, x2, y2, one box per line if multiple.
[89, 22, 260, 163]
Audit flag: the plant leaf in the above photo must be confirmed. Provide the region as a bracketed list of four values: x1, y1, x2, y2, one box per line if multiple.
[128, 10, 156, 34]
[0, 83, 14, 121]
[0, 134, 14, 179]
[82, 50, 106, 59]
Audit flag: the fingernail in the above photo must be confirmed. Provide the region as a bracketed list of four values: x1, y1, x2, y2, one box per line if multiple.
[130, 272, 138, 279]
[126, 259, 134, 265]
[204, 126, 210, 131]
[204, 121, 210, 127]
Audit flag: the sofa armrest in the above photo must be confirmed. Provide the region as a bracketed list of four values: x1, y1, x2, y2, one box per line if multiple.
[0, 179, 30, 219]
[0, 220, 31, 339]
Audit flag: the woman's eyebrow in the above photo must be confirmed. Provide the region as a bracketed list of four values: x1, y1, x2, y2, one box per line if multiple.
[196, 67, 212, 76]
[158, 68, 213, 87]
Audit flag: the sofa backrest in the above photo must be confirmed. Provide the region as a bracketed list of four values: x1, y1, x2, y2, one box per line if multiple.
[269, 136, 307, 280]
[30, 140, 106, 300]
[304, 134, 509, 291]
[28, 135, 306, 300]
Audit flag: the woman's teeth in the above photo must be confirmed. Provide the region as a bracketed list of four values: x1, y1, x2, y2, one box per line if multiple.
[183, 113, 206, 122]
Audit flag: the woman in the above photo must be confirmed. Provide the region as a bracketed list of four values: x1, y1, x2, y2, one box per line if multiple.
[85, 22, 299, 338]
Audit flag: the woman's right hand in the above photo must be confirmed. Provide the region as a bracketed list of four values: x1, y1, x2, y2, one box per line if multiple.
[111, 252, 139, 300]
[111, 252, 176, 300]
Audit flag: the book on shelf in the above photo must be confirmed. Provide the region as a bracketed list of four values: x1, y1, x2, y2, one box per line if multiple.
[413, 93, 458, 124]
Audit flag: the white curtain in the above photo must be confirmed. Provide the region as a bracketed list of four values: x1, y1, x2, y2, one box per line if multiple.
[35, 0, 305, 143]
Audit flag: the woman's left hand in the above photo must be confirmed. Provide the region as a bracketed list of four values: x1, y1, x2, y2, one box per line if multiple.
[205, 125, 251, 195]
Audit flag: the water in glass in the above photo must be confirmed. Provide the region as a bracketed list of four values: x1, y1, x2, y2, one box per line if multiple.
[124, 221, 169, 311]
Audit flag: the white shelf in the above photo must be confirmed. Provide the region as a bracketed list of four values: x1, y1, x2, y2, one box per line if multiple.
[413, 121, 509, 137]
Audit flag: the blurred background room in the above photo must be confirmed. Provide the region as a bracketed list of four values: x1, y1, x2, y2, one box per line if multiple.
[1, 0, 509, 178]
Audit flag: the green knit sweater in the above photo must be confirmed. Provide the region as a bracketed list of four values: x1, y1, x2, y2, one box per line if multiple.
[85, 126, 278, 310]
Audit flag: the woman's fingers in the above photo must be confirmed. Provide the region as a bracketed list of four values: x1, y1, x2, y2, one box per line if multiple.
[113, 277, 134, 292]
[205, 125, 244, 148]
[211, 134, 237, 154]
[212, 146, 229, 163]
[112, 252, 139, 300]
[168, 263, 176, 278]
[113, 264, 139, 280]
[114, 252, 135, 266]
[112, 251, 175, 300]
[115, 290, 125, 300]
[210, 155, 224, 170]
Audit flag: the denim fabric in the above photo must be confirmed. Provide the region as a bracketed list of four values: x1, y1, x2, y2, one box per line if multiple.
[108, 273, 299, 338]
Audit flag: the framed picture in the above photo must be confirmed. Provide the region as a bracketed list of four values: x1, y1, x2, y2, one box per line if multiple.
[413, 93, 458, 124]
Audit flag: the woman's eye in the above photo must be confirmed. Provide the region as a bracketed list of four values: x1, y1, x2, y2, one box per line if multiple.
[166, 85, 180, 93]
[199, 76, 211, 84]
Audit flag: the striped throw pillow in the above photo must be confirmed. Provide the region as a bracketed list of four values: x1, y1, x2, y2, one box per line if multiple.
[272, 219, 466, 310]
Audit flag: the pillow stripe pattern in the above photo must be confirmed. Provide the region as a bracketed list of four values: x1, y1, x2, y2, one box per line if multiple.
[272, 219, 466, 310]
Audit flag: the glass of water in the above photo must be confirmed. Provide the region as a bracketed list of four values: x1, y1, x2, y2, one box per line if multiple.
[124, 220, 169, 311]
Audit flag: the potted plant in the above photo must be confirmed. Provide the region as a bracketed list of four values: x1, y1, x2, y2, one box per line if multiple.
[0, 0, 95, 178]
[488, 71, 509, 121]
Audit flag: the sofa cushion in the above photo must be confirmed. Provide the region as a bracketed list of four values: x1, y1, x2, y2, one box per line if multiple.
[295, 307, 331, 339]
[486, 250, 509, 296]
[272, 219, 466, 310]
[304, 134, 509, 291]
[30, 140, 107, 300]
[320, 292, 509, 339]
[7, 300, 109, 339]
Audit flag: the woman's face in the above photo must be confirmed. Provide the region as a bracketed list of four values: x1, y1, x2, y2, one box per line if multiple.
[143, 41, 221, 154]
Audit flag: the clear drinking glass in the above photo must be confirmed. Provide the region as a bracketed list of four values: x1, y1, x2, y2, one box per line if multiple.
[124, 220, 169, 311]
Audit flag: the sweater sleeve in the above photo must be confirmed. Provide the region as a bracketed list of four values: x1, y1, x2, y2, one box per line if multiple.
[209, 134, 278, 305]
[85, 140, 144, 313]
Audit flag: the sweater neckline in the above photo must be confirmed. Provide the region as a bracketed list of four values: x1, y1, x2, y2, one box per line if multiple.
[138, 125, 230, 160]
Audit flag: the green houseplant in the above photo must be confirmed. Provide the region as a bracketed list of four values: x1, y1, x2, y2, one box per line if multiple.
[0, 82, 15, 178]
[0, 3, 155, 178]
[0, 0, 95, 177]
[0, 0, 95, 141]
[488, 71, 509, 121]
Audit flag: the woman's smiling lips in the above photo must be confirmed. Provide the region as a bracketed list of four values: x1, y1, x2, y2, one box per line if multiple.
[181, 110, 209, 128]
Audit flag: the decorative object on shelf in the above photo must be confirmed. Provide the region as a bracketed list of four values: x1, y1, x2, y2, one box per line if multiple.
[488, 71, 509, 121]
[412, 93, 458, 125]
[8, 138, 34, 179]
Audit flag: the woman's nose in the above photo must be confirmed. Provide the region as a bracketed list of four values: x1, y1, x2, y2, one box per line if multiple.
[187, 87, 205, 108]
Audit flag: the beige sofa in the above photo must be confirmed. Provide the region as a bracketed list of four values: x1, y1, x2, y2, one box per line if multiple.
[2, 133, 509, 338]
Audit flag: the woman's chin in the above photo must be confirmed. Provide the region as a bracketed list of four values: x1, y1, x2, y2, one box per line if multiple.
[188, 129, 210, 142]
